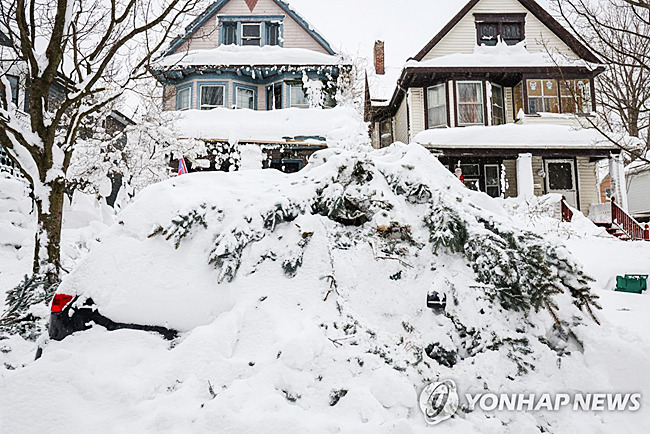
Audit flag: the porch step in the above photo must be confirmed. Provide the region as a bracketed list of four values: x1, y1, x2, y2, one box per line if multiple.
[596, 223, 632, 241]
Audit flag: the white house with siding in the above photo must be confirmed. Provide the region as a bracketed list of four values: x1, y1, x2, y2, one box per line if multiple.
[367, 0, 623, 216]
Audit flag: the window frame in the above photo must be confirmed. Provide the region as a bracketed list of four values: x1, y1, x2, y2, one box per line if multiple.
[491, 83, 505, 125]
[456, 80, 485, 126]
[289, 82, 309, 108]
[474, 13, 526, 46]
[484, 164, 501, 198]
[379, 119, 393, 148]
[6, 74, 19, 106]
[560, 79, 592, 114]
[234, 84, 257, 110]
[527, 79, 560, 114]
[427, 83, 448, 129]
[241, 22, 262, 46]
[176, 85, 192, 111]
[198, 83, 227, 110]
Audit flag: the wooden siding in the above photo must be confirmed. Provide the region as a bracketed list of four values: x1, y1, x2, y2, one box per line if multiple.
[577, 156, 599, 214]
[177, 0, 328, 54]
[628, 170, 650, 215]
[409, 88, 426, 138]
[503, 159, 518, 197]
[394, 98, 409, 144]
[422, 0, 578, 60]
[504, 87, 514, 123]
[532, 155, 544, 196]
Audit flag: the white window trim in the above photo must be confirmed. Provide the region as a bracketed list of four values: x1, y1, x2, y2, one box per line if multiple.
[289, 84, 309, 108]
[456, 81, 485, 126]
[491, 83, 505, 126]
[242, 22, 262, 46]
[427, 83, 447, 129]
[484, 164, 501, 197]
[199, 84, 226, 110]
[177, 87, 191, 111]
[235, 87, 255, 110]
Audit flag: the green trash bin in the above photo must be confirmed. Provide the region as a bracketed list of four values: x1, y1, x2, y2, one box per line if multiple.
[615, 275, 648, 294]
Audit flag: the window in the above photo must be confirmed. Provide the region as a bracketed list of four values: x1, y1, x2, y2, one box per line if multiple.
[271, 159, 302, 173]
[177, 86, 191, 111]
[427, 84, 447, 128]
[266, 83, 282, 110]
[527, 79, 559, 113]
[380, 120, 393, 148]
[513, 82, 524, 118]
[199, 85, 225, 110]
[223, 22, 237, 45]
[7, 75, 18, 106]
[456, 81, 484, 126]
[289, 84, 309, 108]
[484, 164, 500, 197]
[475, 14, 525, 46]
[236, 86, 255, 109]
[560, 79, 591, 114]
[242, 23, 261, 46]
[267, 23, 280, 46]
[491, 84, 505, 125]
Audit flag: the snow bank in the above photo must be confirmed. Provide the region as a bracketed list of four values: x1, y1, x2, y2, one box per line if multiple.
[175, 106, 369, 149]
[414, 123, 617, 149]
[156, 45, 341, 69]
[2, 145, 650, 432]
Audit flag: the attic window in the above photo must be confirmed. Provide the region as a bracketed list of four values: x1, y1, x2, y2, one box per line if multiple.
[242, 23, 261, 46]
[475, 14, 525, 46]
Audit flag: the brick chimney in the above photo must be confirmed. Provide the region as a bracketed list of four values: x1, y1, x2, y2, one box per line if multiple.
[374, 41, 385, 75]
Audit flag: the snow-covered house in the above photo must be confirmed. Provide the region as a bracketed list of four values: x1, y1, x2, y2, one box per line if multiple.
[367, 0, 623, 215]
[626, 156, 650, 221]
[152, 0, 357, 172]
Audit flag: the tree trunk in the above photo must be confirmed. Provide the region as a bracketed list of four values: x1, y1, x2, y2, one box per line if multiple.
[33, 179, 65, 284]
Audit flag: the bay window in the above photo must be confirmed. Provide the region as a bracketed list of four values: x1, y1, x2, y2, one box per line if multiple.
[199, 85, 225, 110]
[177, 86, 191, 111]
[561, 79, 592, 114]
[236, 86, 255, 110]
[456, 81, 484, 126]
[427, 84, 447, 128]
[289, 83, 309, 108]
[527, 79, 559, 113]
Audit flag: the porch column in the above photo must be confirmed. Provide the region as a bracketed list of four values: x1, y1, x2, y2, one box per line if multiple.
[516, 153, 534, 199]
[609, 153, 629, 211]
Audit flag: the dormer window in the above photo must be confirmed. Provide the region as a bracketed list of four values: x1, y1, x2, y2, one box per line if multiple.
[219, 17, 283, 47]
[475, 14, 525, 46]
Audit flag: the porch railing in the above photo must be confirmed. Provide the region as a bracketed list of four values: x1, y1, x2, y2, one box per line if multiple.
[611, 197, 650, 241]
[560, 196, 574, 222]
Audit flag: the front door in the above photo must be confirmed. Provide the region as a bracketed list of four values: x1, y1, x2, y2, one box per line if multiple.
[545, 159, 577, 207]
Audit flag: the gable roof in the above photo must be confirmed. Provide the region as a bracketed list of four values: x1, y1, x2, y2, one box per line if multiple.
[166, 0, 335, 56]
[411, 0, 600, 64]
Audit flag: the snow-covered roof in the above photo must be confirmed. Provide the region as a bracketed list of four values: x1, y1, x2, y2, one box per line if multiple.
[415, 123, 619, 150]
[627, 151, 650, 174]
[366, 66, 402, 107]
[406, 40, 601, 70]
[157, 46, 341, 69]
[174, 107, 367, 147]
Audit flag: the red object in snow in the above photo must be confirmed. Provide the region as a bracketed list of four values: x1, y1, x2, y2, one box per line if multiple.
[51, 294, 73, 313]
[178, 158, 189, 176]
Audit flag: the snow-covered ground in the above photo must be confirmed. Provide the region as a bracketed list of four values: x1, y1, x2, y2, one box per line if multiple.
[1, 146, 649, 433]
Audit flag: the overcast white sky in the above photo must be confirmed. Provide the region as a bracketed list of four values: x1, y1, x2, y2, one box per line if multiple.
[285, 0, 553, 67]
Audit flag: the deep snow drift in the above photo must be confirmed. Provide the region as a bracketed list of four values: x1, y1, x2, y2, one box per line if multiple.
[1, 145, 649, 433]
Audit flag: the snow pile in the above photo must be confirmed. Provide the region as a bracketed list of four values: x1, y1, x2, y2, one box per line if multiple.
[156, 45, 341, 69]
[2, 145, 648, 431]
[175, 106, 369, 149]
[414, 123, 617, 150]
[407, 40, 600, 69]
